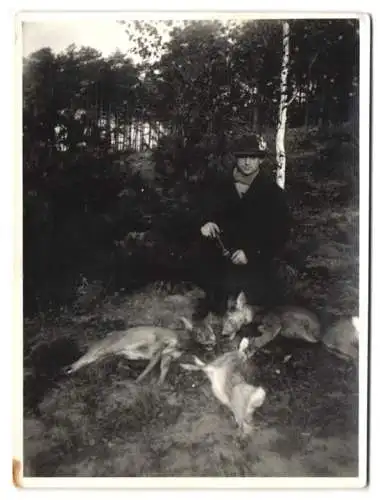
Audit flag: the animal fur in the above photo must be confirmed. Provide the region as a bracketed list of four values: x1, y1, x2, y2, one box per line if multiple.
[181, 337, 266, 434]
[64, 317, 216, 384]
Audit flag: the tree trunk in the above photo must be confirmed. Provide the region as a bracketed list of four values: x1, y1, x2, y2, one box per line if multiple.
[275, 21, 291, 190]
[304, 103, 309, 129]
[148, 122, 152, 149]
[304, 53, 319, 130]
[318, 78, 327, 128]
[252, 105, 259, 129]
[108, 104, 112, 150]
[304, 84, 310, 129]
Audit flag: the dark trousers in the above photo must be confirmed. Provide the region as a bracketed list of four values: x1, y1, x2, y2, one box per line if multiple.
[196, 238, 286, 315]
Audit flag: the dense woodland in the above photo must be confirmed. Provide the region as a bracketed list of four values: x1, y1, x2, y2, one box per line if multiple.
[23, 18, 359, 316]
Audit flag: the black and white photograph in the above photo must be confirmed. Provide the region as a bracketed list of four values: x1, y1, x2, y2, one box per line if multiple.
[17, 12, 370, 486]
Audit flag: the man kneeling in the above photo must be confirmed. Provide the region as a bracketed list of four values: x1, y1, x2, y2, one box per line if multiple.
[196, 134, 292, 318]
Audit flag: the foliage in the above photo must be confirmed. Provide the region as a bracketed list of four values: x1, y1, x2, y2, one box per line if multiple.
[120, 18, 358, 133]
[23, 45, 141, 166]
[22, 19, 359, 314]
[23, 19, 359, 158]
[23, 148, 156, 312]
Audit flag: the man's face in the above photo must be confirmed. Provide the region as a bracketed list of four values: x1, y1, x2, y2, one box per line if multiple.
[237, 156, 262, 175]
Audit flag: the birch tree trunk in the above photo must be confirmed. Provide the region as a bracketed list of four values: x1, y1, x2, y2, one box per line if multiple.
[276, 21, 291, 190]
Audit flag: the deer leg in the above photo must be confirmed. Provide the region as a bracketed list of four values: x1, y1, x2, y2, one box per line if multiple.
[136, 349, 163, 383]
[157, 348, 183, 385]
[254, 325, 282, 349]
[157, 354, 172, 385]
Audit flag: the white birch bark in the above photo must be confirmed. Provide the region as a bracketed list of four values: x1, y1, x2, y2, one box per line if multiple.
[276, 21, 291, 190]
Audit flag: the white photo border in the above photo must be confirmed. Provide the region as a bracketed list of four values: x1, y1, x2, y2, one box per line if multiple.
[12, 8, 371, 490]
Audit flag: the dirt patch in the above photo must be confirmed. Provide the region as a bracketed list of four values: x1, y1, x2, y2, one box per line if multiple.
[24, 330, 358, 477]
[23, 200, 359, 477]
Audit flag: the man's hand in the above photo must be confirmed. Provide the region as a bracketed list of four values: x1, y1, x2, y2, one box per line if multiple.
[231, 250, 248, 265]
[200, 222, 220, 238]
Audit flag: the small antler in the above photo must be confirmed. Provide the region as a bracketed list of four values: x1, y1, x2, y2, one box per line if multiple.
[180, 316, 193, 331]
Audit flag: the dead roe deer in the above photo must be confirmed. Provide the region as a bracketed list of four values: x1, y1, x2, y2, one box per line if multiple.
[64, 317, 217, 384]
[222, 291, 359, 362]
[180, 337, 266, 434]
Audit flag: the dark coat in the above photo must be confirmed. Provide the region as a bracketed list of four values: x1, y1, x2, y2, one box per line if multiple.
[201, 169, 292, 269]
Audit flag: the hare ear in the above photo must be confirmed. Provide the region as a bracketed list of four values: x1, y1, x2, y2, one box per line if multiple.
[206, 323, 214, 334]
[236, 291, 247, 311]
[180, 317, 193, 331]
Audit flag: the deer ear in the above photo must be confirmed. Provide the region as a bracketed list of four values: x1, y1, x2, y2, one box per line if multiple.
[180, 316, 193, 331]
[239, 337, 249, 353]
[252, 387, 266, 408]
[236, 291, 247, 310]
[227, 296, 235, 311]
[247, 387, 266, 415]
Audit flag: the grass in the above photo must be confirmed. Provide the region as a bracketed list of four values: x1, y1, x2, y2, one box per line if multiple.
[23, 133, 360, 478]
[24, 342, 358, 477]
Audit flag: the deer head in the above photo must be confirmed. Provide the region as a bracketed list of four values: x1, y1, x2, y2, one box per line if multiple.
[222, 292, 256, 340]
[180, 316, 217, 349]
